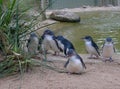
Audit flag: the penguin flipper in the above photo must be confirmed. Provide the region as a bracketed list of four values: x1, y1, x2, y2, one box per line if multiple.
[41, 33, 45, 39]
[64, 59, 70, 68]
[113, 47, 116, 53]
[92, 41, 100, 56]
[102, 42, 105, 49]
[96, 49, 100, 56]
[76, 54, 86, 69]
[53, 36, 63, 52]
[112, 42, 116, 53]
[27, 39, 30, 47]
[39, 37, 43, 45]
[64, 47, 67, 56]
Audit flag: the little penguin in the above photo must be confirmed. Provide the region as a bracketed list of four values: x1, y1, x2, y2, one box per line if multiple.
[41, 29, 62, 55]
[82, 36, 100, 59]
[64, 49, 86, 74]
[27, 32, 39, 55]
[56, 35, 75, 56]
[102, 37, 115, 62]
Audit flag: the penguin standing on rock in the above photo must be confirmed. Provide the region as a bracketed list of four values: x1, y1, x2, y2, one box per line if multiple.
[64, 49, 86, 74]
[82, 36, 100, 59]
[27, 32, 39, 55]
[56, 35, 75, 57]
[102, 37, 115, 62]
[41, 29, 62, 55]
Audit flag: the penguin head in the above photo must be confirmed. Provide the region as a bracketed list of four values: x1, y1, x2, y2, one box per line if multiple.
[82, 36, 93, 42]
[67, 49, 76, 57]
[30, 32, 37, 38]
[43, 29, 55, 36]
[106, 37, 112, 42]
[27, 32, 38, 47]
[56, 35, 64, 41]
[105, 37, 113, 44]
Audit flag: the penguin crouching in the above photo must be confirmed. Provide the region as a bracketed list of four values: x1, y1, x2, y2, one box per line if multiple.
[27, 32, 39, 55]
[64, 49, 86, 74]
[102, 37, 115, 62]
[41, 29, 62, 55]
[56, 35, 75, 57]
[82, 36, 100, 59]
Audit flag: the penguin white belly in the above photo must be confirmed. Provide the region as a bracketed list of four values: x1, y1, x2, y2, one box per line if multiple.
[49, 40, 60, 52]
[85, 42, 98, 55]
[46, 35, 53, 41]
[102, 44, 114, 58]
[66, 56, 84, 73]
[57, 41, 64, 51]
[41, 38, 51, 51]
[45, 35, 59, 52]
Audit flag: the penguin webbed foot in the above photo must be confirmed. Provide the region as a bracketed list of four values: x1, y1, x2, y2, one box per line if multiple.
[109, 57, 114, 62]
[66, 72, 82, 75]
[59, 55, 67, 58]
[88, 57, 93, 59]
[102, 57, 114, 62]
[52, 52, 59, 56]
[41, 50, 48, 55]
[52, 54, 57, 56]
[88, 57, 98, 59]
[64, 55, 68, 58]
[88, 55, 99, 59]
[93, 57, 99, 59]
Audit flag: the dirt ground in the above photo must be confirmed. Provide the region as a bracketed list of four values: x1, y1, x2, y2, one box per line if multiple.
[0, 53, 120, 89]
[0, 7, 120, 89]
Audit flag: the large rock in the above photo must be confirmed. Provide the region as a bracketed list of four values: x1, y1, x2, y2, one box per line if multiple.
[50, 11, 80, 22]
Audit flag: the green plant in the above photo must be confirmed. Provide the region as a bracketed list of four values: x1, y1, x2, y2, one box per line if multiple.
[0, 0, 33, 77]
[0, 0, 64, 78]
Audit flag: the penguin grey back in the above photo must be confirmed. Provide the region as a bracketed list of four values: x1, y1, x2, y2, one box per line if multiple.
[27, 32, 39, 55]
[28, 33, 38, 45]
[56, 35, 75, 56]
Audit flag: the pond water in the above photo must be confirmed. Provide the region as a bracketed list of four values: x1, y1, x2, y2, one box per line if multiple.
[49, 11, 120, 54]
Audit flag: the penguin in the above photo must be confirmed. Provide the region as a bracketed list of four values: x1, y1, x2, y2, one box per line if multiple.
[64, 49, 86, 74]
[102, 37, 115, 62]
[82, 36, 100, 59]
[27, 32, 39, 55]
[41, 29, 62, 55]
[56, 35, 75, 56]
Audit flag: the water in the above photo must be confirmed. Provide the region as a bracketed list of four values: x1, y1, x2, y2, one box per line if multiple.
[49, 11, 120, 54]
